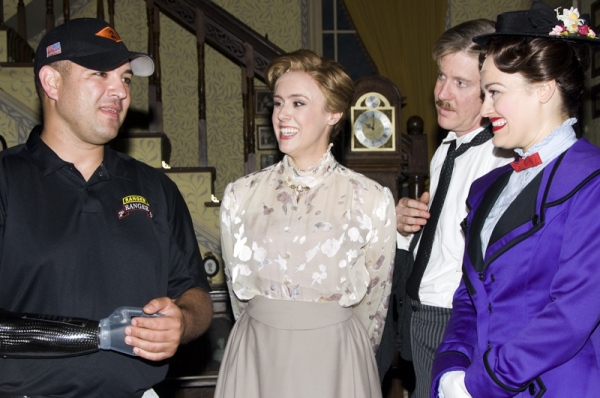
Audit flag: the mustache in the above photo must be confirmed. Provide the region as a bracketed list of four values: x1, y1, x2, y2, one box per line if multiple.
[435, 99, 455, 112]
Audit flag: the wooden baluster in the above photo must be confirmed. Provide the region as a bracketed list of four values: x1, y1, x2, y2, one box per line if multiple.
[146, 1, 156, 130]
[242, 72, 248, 162]
[97, 0, 104, 21]
[196, 7, 208, 167]
[243, 43, 255, 174]
[45, 0, 53, 32]
[63, 0, 70, 22]
[146, 0, 163, 133]
[108, 0, 115, 28]
[17, 0, 26, 39]
[152, 5, 162, 132]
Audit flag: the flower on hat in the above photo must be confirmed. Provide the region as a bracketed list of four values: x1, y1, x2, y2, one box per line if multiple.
[549, 25, 566, 36]
[556, 7, 584, 33]
[578, 24, 596, 38]
[550, 7, 597, 39]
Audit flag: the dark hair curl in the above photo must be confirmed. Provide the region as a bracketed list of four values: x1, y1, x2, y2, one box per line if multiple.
[481, 37, 589, 117]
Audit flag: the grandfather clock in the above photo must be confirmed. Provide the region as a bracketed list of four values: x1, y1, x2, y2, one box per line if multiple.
[343, 75, 404, 201]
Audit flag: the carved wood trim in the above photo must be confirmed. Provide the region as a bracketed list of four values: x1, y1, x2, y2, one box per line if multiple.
[153, 0, 283, 81]
[196, 7, 207, 166]
[242, 43, 255, 169]
[0, 27, 35, 62]
[108, 0, 115, 27]
[18, 0, 28, 38]
[97, 0, 104, 21]
[147, 1, 164, 133]
[151, 0, 284, 170]
[63, 0, 70, 22]
[45, 0, 54, 31]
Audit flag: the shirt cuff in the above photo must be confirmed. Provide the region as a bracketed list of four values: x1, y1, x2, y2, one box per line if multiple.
[396, 231, 413, 250]
[439, 371, 471, 398]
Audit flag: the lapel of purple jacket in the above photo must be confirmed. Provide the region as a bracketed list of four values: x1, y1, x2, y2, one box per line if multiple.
[463, 138, 600, 273]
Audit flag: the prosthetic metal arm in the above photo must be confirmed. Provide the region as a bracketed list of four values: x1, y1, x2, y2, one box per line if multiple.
[0, 307, 158, 358]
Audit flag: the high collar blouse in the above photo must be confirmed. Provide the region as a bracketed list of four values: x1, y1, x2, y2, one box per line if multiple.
[220, 147, 397, 349]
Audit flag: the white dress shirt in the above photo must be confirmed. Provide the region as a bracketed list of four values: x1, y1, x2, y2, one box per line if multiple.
[398, 125, 513, 308]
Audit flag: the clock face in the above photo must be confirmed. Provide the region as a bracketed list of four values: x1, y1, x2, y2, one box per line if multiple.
[353, 110, 393, 148]
[203, 256, 220, 277]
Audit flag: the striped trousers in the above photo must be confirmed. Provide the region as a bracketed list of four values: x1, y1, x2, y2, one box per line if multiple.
[409, 300, 452, 398]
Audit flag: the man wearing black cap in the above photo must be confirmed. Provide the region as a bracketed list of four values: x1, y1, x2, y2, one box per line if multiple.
[0, 18, 213, 397]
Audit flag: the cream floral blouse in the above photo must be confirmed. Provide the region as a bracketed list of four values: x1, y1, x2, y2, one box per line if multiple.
[220, 147, 396, 350]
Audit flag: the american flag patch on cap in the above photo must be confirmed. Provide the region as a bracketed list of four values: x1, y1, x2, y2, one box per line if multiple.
[46, 42, 62, 57]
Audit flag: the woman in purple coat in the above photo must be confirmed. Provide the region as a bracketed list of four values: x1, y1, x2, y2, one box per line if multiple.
[432, 2, 600, 397]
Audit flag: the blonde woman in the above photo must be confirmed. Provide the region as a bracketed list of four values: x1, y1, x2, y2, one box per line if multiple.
[215, 50, 396, 398]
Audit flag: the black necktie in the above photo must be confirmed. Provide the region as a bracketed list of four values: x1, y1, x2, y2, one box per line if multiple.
[406, 128, 493, 301]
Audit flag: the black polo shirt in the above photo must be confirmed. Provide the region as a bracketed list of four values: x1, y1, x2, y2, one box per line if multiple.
[0, 126, 210, 397]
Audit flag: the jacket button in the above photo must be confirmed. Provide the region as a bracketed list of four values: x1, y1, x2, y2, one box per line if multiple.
[488, 303, 492, 312]
[529, 383, 536, 395]
[478, 272, 484, 281]
[491, 274, 496, 282]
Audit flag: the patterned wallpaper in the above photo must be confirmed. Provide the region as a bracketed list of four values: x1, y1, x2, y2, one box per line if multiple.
[0, 67, 39, 111]
[449, 0, 531, 26]
[0, 112, 18, 148]
[112, 0, 150, 120]
[4, 0, 35, 22]
[160, 14, 200, 168]
[205, 47, 245, 197]
[208, 0, 302, 196]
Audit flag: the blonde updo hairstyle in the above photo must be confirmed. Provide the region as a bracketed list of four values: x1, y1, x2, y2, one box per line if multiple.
[266, 49, 355, 139]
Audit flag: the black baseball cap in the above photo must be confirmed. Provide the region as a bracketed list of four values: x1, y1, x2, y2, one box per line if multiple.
[34, 18, 154, 78]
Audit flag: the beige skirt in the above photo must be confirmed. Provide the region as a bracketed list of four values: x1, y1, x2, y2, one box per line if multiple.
[214, 296, 382, 398]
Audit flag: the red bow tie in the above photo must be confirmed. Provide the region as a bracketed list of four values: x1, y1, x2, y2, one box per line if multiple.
[510, 153, 542, 172]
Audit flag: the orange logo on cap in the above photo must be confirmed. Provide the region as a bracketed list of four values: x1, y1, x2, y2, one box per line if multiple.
[95, 27, 122, 43]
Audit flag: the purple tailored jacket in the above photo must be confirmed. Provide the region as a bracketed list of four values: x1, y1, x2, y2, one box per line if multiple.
[431, 138, 600, 398]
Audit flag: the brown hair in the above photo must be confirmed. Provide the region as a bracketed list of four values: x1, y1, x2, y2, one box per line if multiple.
[266, 49, 354, 138]
[432, 19, 496, 63]
[482, 37, 589, 118]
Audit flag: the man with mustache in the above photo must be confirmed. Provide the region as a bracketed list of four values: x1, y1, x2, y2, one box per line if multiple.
[389, 19, 513, 397]
[0, 19, 213, 397]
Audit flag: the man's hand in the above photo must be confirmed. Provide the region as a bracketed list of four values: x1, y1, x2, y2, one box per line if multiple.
[396, 192, 431, 236]
[124, 288, 212, 361]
